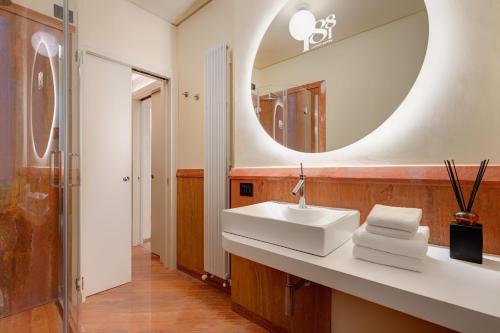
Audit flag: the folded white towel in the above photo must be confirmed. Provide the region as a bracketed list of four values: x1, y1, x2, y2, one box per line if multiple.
[353, 245, 424, 272]
[353, 224, 429, 259]
[366, 224, 415, 240]
[366, 204, 422, 234]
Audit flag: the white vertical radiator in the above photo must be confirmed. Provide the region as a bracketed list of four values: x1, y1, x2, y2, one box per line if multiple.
[204, 43, 229, 280]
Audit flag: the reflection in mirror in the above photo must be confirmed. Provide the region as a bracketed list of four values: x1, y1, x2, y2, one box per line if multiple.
[252, 0, 428, 153]
[30, 31, 58, 159]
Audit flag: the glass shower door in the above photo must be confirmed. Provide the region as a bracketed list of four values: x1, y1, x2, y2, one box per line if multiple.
[0, 1, 76, 332]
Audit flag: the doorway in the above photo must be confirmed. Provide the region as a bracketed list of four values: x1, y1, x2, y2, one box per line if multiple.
[131, 72, 166, 259]
[80, 54, 171, 301]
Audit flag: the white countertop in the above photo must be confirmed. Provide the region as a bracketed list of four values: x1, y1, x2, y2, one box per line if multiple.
[223, 232, 500, 333]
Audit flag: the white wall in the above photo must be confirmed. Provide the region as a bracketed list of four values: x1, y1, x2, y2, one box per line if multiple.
[254, 11, 428, 151]
[78, 0, 176, 78]
[176, 0, 233, 169]
[228, 0, 500, 167]
[13, 6, 177, 130]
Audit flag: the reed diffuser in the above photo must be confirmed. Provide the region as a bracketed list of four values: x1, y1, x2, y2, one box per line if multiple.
[445, 159, 489, 264]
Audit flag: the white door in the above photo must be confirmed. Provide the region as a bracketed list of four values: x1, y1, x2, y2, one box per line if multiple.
[150, 91, 165, 257]
[81, 54, 132, 297]
[132, 100, 142, 246]
[140, 99, 152, 241]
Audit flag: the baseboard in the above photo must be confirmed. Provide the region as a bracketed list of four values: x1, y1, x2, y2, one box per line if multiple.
[231, 301, 288, 333]
[177, 265, 231, 295]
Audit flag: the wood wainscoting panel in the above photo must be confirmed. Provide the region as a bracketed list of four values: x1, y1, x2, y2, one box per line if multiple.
[231, 255, 331, 333]
[176, 169, 205, 275]
[332, 290, 455, 333]
[229, 166, 500, 255]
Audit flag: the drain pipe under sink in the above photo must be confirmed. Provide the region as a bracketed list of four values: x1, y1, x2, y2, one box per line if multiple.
[285, 274, 311, 316]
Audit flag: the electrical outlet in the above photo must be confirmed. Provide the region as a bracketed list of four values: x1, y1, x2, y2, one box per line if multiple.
[240, 183, 253, 197]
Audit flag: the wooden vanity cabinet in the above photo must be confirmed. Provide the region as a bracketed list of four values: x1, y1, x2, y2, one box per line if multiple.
[230, 255, 455, 333]
[231, 255, 331, 333]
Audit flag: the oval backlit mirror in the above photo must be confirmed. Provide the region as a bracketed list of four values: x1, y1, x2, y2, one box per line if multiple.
[252, 0, 429, 153]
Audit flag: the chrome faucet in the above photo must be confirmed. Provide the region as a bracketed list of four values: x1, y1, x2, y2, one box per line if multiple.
[291, 163, 306, 209]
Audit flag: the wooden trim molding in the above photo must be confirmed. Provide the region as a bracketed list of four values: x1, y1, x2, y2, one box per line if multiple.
[229, 166, 500, 187]
[176, 168, 204, 178]
[172, 0, 212, 26]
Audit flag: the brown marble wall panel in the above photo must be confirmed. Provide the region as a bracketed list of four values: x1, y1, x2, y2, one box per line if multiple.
[0, 168, 60, 318]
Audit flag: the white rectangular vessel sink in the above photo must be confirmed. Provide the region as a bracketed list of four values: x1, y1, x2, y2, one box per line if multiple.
[222, 201, 360, 256]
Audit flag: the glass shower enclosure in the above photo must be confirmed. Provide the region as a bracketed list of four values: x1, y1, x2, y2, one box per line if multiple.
[0, 1, 78, 332]
[253, 84, 318, 153]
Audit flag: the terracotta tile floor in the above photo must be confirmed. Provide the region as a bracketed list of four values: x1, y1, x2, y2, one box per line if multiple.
[78, 244, 266, 333]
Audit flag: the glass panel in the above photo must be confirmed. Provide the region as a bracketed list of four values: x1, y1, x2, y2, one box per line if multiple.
[0, 1, 76, 331]
[67, 0, 81, 331]
[0, 0, 79, 332]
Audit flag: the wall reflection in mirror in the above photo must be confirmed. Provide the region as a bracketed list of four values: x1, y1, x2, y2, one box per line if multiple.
[252, 0, 429, 153]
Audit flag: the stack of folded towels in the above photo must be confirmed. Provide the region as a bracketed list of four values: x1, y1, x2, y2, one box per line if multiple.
[352, 204, 429, 272]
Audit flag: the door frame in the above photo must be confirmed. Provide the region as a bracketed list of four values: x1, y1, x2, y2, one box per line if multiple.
[79, 50, 176, 301]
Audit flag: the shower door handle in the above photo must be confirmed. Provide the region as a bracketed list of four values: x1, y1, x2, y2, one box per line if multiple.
[68, 153, 81, 187]
[50, 150, 62, 188]
[50, 150, 64, 212]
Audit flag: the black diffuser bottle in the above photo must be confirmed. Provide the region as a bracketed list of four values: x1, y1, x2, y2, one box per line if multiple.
[450, 212, 482, 264]
[445, 160, 489, 264]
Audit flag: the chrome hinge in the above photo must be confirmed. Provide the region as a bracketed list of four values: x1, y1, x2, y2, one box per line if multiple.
[76, 50, 84, 66]
[76, 276, 84, 291]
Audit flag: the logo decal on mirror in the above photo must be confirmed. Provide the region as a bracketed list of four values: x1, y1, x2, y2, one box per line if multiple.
[289, 10, 337, 52]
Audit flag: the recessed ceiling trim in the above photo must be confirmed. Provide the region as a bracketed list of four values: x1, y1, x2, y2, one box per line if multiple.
[173, 0, 212, 26]
[127, 0, 211, 26]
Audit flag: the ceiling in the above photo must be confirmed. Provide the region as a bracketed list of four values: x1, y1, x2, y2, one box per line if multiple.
[255, 0, 427, 69]
[132, 72, 158, 93]
[128, 0, 211, 26]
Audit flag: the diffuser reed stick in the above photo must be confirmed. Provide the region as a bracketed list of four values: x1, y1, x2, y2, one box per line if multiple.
[444, 160, 489, 221]
[452, 160, 466, 211]
[444, 160, 465, 212]
[467, 159, 489, 212]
